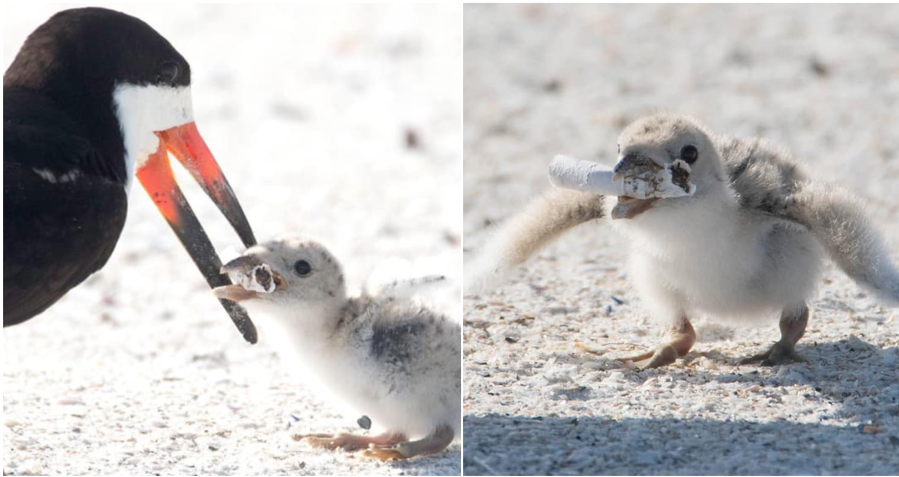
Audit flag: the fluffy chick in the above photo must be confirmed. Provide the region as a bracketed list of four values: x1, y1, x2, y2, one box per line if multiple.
[467, 112, 898, 369]
[214, 235, 460, 459]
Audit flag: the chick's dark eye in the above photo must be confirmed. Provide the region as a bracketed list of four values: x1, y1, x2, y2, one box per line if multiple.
[294, 260, 312, 276]
[680, 145, 699, 164]
[157, 61, 179, 84]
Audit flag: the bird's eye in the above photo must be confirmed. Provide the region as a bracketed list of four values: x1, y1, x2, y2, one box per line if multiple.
[680, 145, 699, 164]
[157, 61, 179, 84]
[294, 260, 312, 276]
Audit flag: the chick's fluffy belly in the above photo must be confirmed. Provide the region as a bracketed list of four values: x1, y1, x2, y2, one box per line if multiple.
[611, 194, 824, 323]
[245, 300, 460, 439]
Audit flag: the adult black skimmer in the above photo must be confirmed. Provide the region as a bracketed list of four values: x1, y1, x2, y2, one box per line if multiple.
[4, 7, 259, 343]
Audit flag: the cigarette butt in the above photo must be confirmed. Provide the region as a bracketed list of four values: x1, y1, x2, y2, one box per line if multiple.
[548, 154, 695, 199]
[548, 155, 624, 195]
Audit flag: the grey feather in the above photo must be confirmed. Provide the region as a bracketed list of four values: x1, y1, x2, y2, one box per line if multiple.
[717, 134, 899, 304]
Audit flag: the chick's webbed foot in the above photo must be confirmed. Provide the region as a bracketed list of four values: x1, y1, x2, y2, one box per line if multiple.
[740, 305, 809, 367]
[619, 345, 680, 369]
[739, 341, 806, 366]
[362, 425, 454, 460]
[617, 316, 695, 369]
[293, 431, 405, 452]
[363, 444, 409, 461]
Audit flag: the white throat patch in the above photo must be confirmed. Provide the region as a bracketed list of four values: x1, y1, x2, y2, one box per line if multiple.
[112, 83, 194, 192]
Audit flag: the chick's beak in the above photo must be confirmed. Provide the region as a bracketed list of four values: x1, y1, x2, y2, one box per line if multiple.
[611, 196, 659, 219]
[212, 285, 258, 303]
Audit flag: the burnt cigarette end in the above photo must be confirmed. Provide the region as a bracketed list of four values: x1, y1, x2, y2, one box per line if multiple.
[254, 266, 273, 291]
[670, 164, 691, 193]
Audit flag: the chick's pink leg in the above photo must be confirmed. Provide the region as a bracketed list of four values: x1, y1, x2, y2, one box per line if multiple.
[618, 315, 696, 369]
[362, 425, 454, 460]
[740, 304, 809, 366]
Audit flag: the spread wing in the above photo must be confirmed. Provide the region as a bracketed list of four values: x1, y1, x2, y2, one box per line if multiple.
[716, 135, 808, 225]
[716, 135, 899, 304]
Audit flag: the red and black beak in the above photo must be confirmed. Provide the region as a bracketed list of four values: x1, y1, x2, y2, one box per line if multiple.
[136, 121, 258, 344]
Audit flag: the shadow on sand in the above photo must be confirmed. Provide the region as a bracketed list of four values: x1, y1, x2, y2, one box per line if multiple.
[463, 339, 899, 475]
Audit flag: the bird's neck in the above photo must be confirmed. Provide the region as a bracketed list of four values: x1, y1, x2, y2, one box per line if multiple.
[248, 299, 344, 354]
[3, 79, 128, 187]
[615, 180, 743, 260]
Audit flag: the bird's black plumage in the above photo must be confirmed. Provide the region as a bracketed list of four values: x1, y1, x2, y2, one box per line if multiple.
[4, 8, 189, 327]
[4, 88, 127, 325]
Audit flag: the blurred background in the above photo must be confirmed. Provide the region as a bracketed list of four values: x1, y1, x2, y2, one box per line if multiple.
[465, 4, 899, 232]
[4, 4, 460, 475]
[464, 4, 899, 475]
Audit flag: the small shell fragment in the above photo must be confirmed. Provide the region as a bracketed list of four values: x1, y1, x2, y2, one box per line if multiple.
[357, 415, 372, 430]
[548, 155, 695, 199]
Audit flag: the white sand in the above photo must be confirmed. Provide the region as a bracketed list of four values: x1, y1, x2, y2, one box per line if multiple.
[3, 4, 460, 475]
[463, 4, 899, 475]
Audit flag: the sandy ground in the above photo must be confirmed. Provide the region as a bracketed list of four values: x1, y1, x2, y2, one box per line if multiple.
[463, 4, 899, 475]
[3, 4, 460, 475]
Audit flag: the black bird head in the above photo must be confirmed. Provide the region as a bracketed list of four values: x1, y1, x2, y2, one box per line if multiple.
[5, 8, 259, 343]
